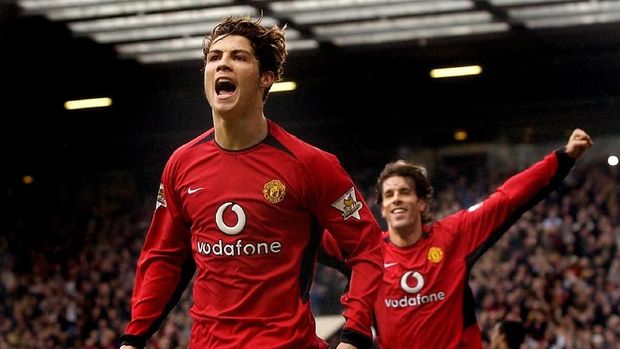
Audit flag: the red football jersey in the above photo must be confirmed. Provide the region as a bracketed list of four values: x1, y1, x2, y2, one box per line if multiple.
[122, 120, 383, 349]
[322, 150, 575, 349]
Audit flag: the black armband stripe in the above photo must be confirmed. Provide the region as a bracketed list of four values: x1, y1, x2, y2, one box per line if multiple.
[299, 217, 322, 303]
[340, 328, 373, 349]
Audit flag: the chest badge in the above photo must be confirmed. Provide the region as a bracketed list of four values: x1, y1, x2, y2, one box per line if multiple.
[263, 179, 286, 204]
[427, 247, 444, 264]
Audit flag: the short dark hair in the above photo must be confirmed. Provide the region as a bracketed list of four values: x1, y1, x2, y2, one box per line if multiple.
[375, 160, 433, 223]
[203, 16, 288, 100]
[499, 320, 526, 349]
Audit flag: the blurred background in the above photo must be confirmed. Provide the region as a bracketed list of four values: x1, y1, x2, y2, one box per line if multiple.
[1, 0, 619, 348]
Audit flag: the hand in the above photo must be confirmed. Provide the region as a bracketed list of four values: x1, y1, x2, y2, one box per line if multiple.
[564, 128, 593, 159]
[336, 343, 358, 349]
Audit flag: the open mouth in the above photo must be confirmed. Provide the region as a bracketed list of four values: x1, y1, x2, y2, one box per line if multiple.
[215, 77, 236, 96]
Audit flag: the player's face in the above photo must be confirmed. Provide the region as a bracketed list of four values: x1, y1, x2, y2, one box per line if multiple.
[204, 35, 271, 117]
[380, 176, 427, 232]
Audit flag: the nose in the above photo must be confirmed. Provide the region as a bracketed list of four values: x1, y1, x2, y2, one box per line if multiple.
[216, 63, 231, 72]
[389, 193, 402, 205]
[216, 54, 232, 72]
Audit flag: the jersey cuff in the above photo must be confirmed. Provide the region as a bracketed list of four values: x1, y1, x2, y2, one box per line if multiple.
[340, 328, 372, 349]
[555, 149, 576, 172]
[119, 334, 146, 348]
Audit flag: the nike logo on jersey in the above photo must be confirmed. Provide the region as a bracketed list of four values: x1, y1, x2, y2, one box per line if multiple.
[384, 262, 397, 268]
[187, 187, 204, 194]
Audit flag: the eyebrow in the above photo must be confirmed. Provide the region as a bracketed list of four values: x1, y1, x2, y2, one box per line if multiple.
[207, 49, 251, 55]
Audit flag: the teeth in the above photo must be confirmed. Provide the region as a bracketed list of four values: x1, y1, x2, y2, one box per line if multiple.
[392, 208, 405, 213]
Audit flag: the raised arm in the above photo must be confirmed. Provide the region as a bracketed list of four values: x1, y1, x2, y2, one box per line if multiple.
[452, 128, 592, 264]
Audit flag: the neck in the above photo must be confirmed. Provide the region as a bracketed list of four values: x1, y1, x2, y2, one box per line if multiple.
[213, 111, 268, 150]
[388, 223, 424, 247]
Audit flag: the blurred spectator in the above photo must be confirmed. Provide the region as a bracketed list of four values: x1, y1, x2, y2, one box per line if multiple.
[489, 320, 526, 349]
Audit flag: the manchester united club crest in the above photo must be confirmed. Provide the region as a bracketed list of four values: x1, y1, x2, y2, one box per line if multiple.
[263, 179, 286, 204]
[331, 187, 363, 220]
[427, 247, 443, 263]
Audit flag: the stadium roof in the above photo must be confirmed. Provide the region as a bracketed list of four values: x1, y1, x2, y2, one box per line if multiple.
[2, 0, 619, 170]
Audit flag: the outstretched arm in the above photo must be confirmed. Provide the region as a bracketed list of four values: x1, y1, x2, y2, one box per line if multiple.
[448, 128, 592, 263]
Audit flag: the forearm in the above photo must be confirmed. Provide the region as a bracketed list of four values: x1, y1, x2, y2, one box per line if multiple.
[318, 229, 382, 349]
[499, 150, 574, 204]
[122, 254, 195, 347]
[339, 244, 382, 349]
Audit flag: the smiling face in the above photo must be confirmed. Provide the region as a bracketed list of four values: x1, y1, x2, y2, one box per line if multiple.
[204, 34, 274, 119]
[380, 175, 427, 236]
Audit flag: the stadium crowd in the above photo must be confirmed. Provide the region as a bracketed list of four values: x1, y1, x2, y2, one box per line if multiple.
[1, 151, 618, 348]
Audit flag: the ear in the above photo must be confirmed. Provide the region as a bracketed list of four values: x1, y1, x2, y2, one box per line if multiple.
[418, 198, 428, 214]
[260, 71, 276, 89]
[381, 203, 388, 219]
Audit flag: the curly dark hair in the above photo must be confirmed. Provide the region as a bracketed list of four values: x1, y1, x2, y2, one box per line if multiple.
[203, 16, 287, 100]
[375, 160, 434, 224]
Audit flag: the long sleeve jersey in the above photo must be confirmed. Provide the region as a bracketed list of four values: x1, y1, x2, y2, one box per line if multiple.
[121, 120, 383, 349]
[321, 150, 575, 349]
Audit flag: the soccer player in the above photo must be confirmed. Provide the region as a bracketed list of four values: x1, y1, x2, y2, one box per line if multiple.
[321, 129, 592, 348]
[119, 16, 383, 349]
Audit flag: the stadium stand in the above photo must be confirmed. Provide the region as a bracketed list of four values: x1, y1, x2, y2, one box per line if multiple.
[1, 138, 618, 348]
